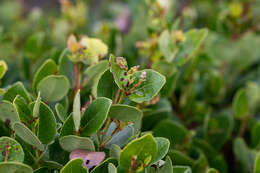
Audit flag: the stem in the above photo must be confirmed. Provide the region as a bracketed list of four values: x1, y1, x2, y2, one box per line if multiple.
[100, 125, 119, 148]
[74, 63, 79, 95]
[118, 92, 126, 104]
[100, 118, 112, 146]
[239, 115, 248, 137]
[4, 146, 10, 161]
[114, 88, 121, 104]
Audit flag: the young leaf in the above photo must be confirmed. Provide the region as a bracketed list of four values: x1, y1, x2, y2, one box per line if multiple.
[0, 100, 20, 127]
[129, 69, 166, 103]
[37, 102, 57, 144]
[108, 104, 142, 122]
[159, 30, 177, 62]
[0, 137, 24, 162]
[119, 134, 157, 170]
[37, 75, 70, 102]
[60, 158, 88, 173]
[59, 135, 95, 152]
[33, 92, 41, 117]
[13, 122, 44, 151]
[0, 162, 33, 173]
[0, 60, 7, 79]
[81, 97, 112, 136]
[32, 59, 57, 92]
[232, 89, 249, 119]
[3, 82, 31, 103]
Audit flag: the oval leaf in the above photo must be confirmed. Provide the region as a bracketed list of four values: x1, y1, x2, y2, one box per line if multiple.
[0, 100, 20, 127]
[13, 122, 44, 151]
[60, 158, 88, 173]
[59, 135, 95, 152]
[108, 104, 142, 122]
[0, 137, 24, 162]
[0, 162, 33, 173]
[37, 75, 70, 102]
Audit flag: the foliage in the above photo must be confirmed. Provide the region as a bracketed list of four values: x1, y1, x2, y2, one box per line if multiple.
[0, 0, 260, 172]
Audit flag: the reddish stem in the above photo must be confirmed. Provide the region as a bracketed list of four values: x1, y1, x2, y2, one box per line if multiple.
[114, 88, 121, 104]
[74, 63, 79, 95]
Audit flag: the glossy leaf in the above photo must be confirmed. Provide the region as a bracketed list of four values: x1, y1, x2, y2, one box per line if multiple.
[3, 82, 31, 103]
[97, 70, 118, 99]
[0, 60, 7, 79]
[232, 89, 249, 119]
[152, 137, 170, 164]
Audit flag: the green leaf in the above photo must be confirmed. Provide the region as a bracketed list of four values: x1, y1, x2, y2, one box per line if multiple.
[13, 95, 32, 126]
[84, 60, 109, 87]
[108, 104, 142, 122]
[109, 55, 128, 90]
[37, 75, 70, 102]
[33, 59, 57, 92]
[59, 135, 95, 152]
[233, 138, 257, 172]
[58, 48, 74, 86]
[13, 122, 44, 151]
[55, 103, 67, 123]
[109, 144, 121, 160]
[105, 124, 134, 148]
[73, 90, 81, 132]
[0, 100, 20, 127]
[174, 28, 208, 66]
[173, 166, 192, 173]
[152, 137, 170, 164]
[60, 114, 74, 137]
[97, 70, 118, 99]
[33, 92, 41, 118]
[207, 168, 219, 173]
[81, 97, 112, 136]
[91, 158, 117, 173]
[108, 163, 117, 173]
[0, 137, 24, 162]
[232, 89, 249, 119]
[251, 122, 260, 147]
[157, 156, 173, 173]
[60, 158, 88, 173]
[153, 120, 188, 147]
[254, 152, 260, 173]
[129, 69, 166, 103]
[0, 162, 33, 173]
[159, 30, 177, 62]
[0, 60, 7, 79]
[3, 82, 31, 103]
[119, 134, 157, 170]
[37, 102, 57, 144]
